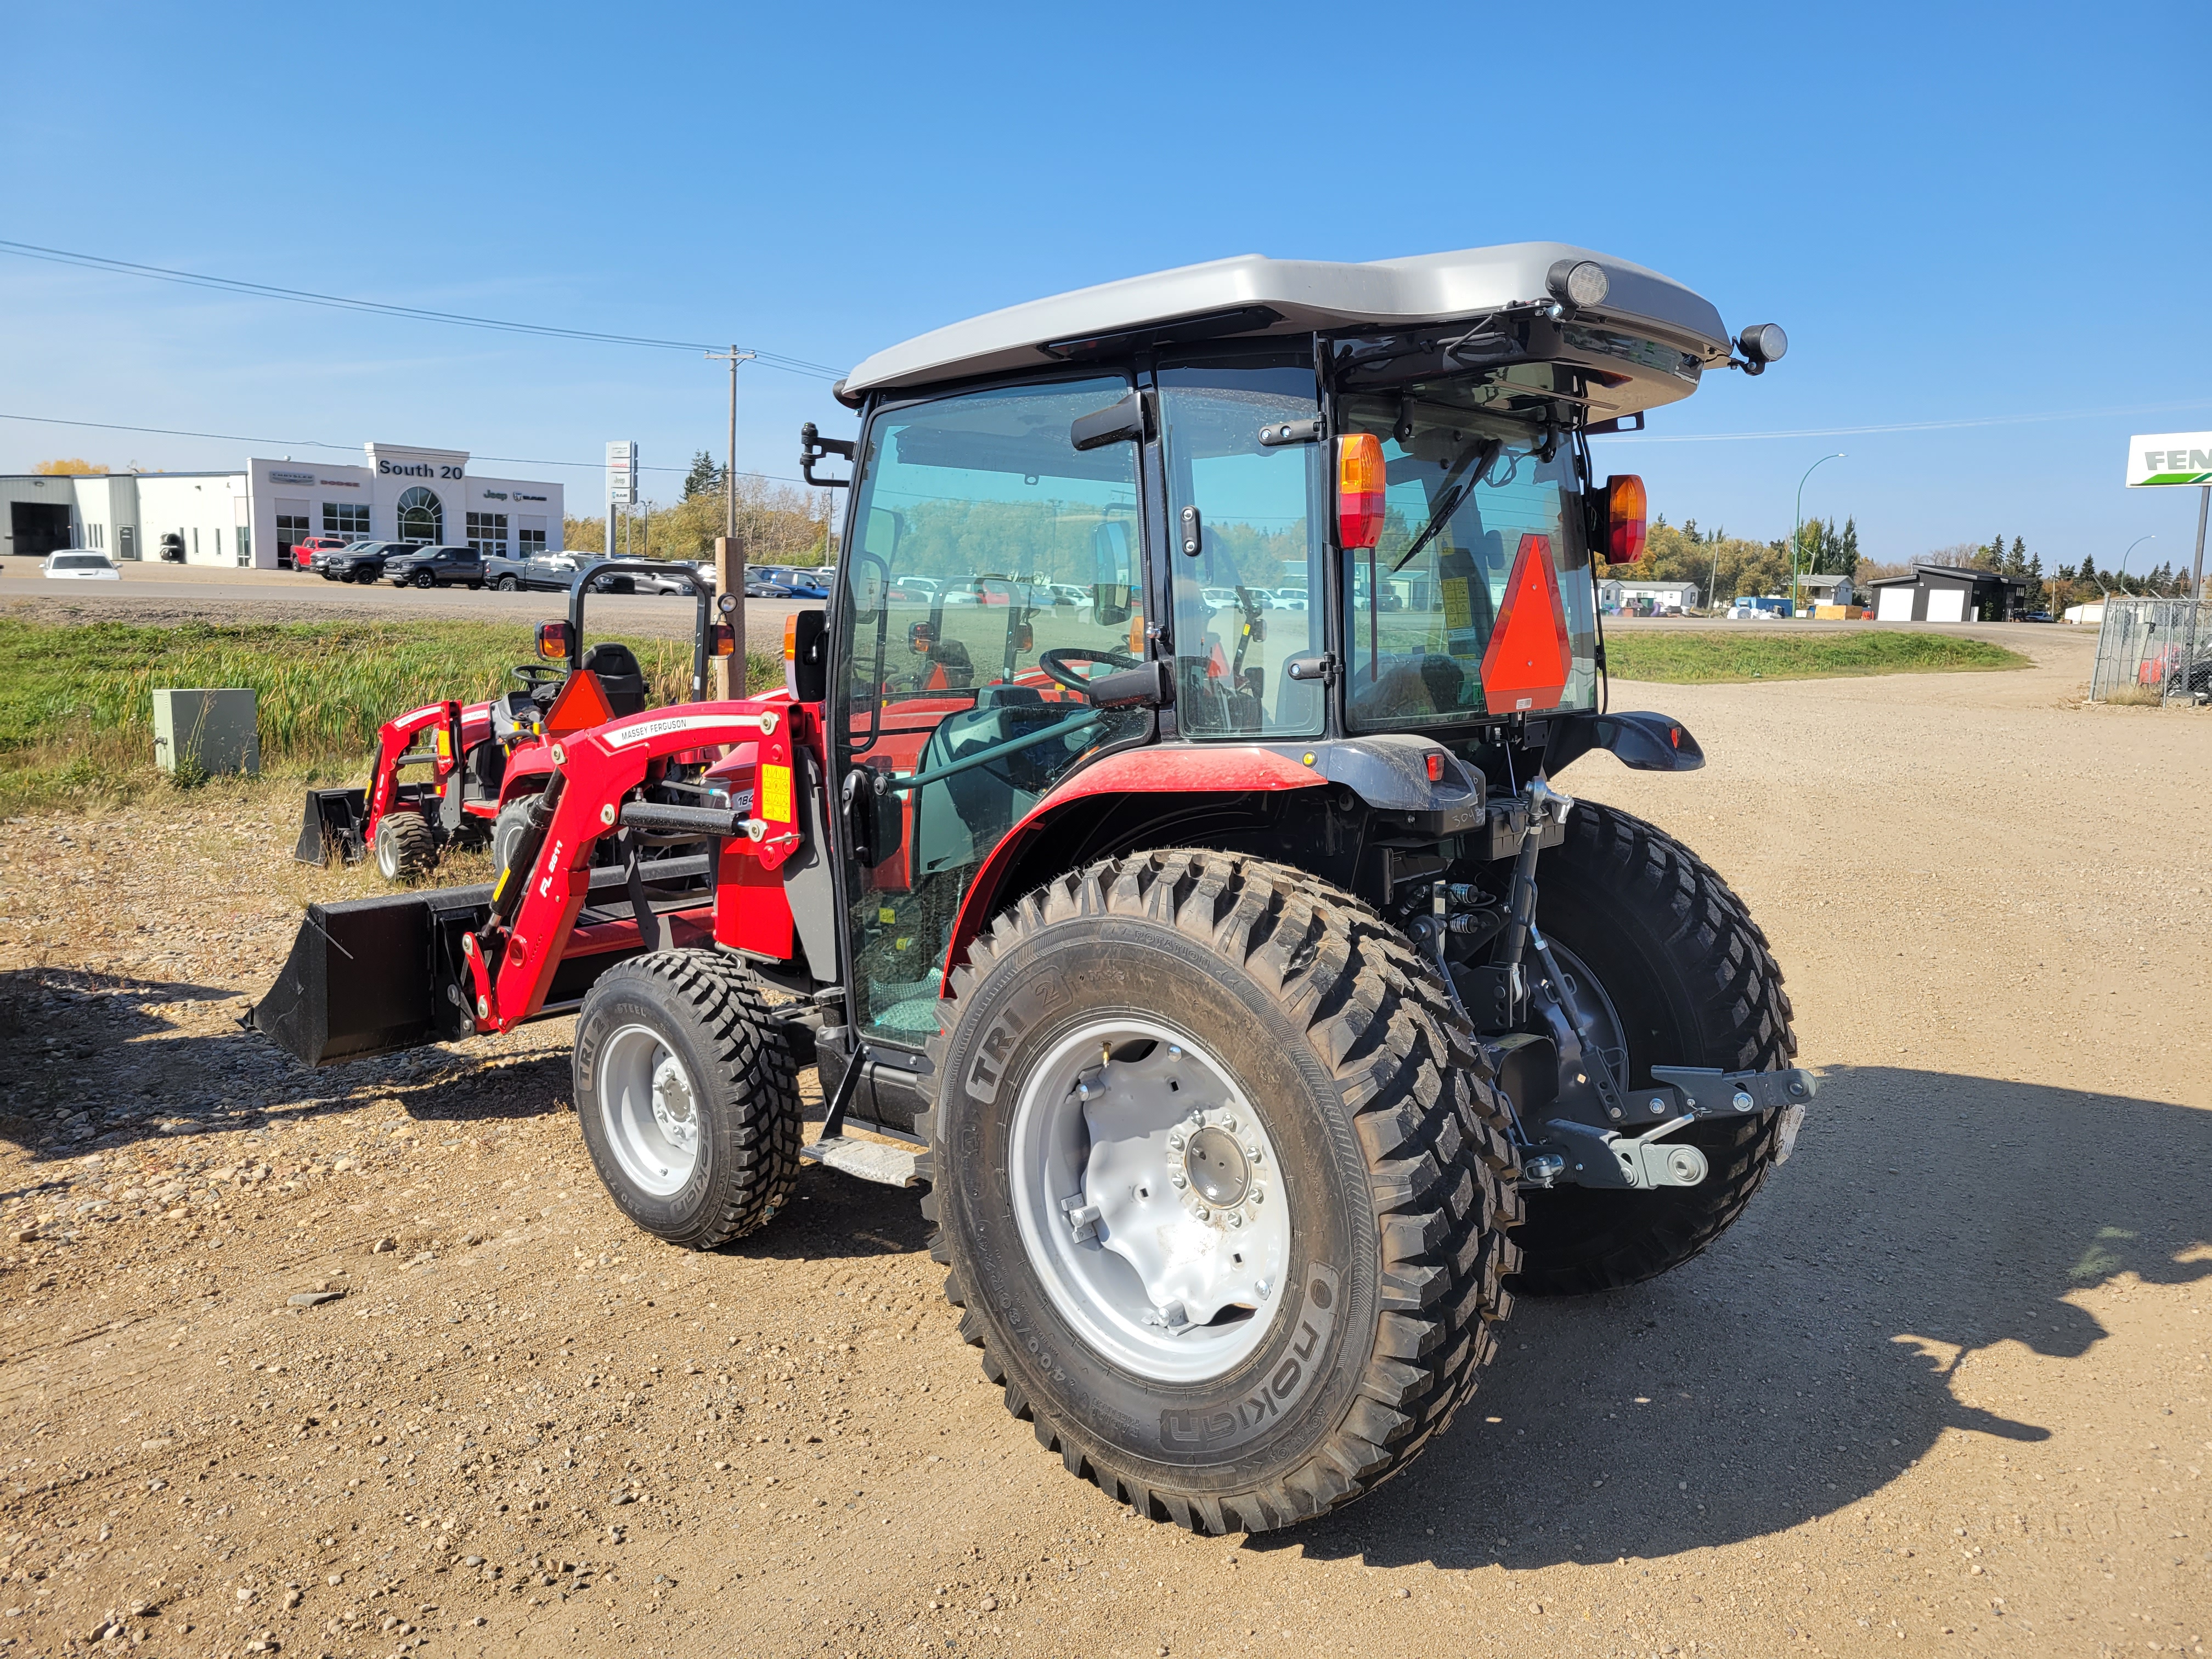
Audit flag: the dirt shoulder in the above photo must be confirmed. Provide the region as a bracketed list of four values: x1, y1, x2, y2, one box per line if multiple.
[0, 627, 2203, 1658]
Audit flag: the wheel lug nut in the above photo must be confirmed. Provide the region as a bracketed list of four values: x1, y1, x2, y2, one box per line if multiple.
[1193, 1205, 1210, 1222]
[1227, 1212, 1244, 1228]
[1170, 1174, 1187, 1189]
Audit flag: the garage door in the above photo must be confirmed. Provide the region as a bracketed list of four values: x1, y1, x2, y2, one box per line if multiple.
[1925, 588, 1967, 623]
[1876, 586, 1917, 622]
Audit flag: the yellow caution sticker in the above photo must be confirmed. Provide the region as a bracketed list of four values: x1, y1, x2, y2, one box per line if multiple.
[1441, 578, 1473, 631]
[879, 906, 898, 925]
[759, 763, 793, 824]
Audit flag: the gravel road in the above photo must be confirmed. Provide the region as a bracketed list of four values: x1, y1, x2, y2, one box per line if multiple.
[0, 623, 2205, 1658]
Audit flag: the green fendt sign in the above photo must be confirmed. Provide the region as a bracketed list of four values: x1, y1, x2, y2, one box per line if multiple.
[2126, 431, 2212, 487]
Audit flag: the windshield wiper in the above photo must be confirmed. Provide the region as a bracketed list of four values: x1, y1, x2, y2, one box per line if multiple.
[1388, 437, 1501, 573]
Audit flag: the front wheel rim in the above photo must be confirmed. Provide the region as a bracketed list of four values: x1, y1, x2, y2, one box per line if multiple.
[1007, 1017, 1291, 1384]
[599, 1024, 702, 1197]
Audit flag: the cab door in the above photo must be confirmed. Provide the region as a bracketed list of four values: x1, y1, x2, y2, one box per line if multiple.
[827, 376, 1156, 1049]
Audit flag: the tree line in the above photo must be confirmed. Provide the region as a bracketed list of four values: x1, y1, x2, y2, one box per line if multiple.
[561, 450, 839, 566]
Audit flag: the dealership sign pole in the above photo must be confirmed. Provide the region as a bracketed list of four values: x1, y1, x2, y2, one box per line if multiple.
[606, 439, 637, 573]
[2124, 430, 2212, 699]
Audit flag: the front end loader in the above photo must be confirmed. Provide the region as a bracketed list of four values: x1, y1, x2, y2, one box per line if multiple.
[258, 242, 1816, 1536]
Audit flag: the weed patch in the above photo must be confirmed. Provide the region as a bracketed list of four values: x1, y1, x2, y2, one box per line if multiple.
[1606, 629, 2027, 684]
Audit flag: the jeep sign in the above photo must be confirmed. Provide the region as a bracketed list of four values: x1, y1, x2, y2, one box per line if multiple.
[2125, 431, 2212, 487]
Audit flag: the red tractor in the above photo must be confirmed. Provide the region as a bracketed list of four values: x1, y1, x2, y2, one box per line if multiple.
[294, 572, 737, 882]
[257, 242, 1813, 1534]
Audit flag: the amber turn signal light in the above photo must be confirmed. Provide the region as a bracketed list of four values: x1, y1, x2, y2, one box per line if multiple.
[1337, 433, 1386, 550]
[709, 623, 736, 659]
[535, 620, 572, 660]
[1605, 475, 1647, 563]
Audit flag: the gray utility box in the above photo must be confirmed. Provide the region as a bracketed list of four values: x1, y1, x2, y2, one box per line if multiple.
[153, 689, 260, 777]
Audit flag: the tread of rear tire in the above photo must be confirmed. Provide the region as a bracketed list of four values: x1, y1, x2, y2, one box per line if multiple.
[921, 849, 1519, 1535]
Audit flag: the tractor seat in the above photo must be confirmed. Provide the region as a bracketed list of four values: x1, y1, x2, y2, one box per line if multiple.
[490, 689, 544, 746]
[581, 642, 650, 716]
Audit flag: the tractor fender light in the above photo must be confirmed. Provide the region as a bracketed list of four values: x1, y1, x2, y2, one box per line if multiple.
[536, 620, 572, 661]
[782, 611, 799, 664]
[709, 623, 736, 658]
[1605, 476, 1649, 563]
[1336, 433, 1386, 550]
[1736, 323, 1788, 366]
[1545, 258, 1610, 309]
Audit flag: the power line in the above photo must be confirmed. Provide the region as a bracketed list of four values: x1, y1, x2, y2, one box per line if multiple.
[0, 411, 830, 492]
[0, 239, 845, 380]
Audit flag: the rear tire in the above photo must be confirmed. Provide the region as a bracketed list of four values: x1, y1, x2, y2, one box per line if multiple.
[923, 849, 1519, 1534]
[574, 951, 799, 1248]
[496, 575, 519, 592]
[1510, 802, 1798, 1297]
[372, 811, 436, 882]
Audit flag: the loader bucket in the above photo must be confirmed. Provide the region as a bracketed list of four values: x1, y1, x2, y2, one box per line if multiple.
[253, 884, 490, 1068]
[295, 787, 369, 866]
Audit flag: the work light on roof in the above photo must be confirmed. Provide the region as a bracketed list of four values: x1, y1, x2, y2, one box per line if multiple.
[1544, 259, 1610, 309]
[1735, 323, 1788, 373]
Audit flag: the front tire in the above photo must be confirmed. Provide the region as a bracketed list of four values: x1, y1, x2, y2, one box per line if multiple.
[924, 850, 1519, 1534]
[1511, 802, 1798, 1297]
[411, 569, 436, 589]
[574, 951, 800, 1248]
[371, 811, 436, 882]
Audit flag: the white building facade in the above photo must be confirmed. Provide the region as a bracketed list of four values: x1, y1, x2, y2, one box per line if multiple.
[1599, 578, 1701, 613]
[2, 443, 563, 568]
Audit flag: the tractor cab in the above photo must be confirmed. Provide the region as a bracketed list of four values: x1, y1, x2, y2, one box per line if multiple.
[811, 243, 1781, 1095]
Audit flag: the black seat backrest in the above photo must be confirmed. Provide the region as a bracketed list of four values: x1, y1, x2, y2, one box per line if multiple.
[579, 642, 649, 716]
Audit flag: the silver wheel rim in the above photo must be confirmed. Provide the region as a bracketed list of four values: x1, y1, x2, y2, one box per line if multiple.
[375, 827, 399, 881]
[600, 1023, 702, 1197]
[1008, 1017, 1291, 1384]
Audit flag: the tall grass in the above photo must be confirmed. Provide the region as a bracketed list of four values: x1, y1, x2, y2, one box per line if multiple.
[0, 618, 777, 814]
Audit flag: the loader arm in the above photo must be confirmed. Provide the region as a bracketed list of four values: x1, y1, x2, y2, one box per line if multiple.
[466, 702, 800, 1031]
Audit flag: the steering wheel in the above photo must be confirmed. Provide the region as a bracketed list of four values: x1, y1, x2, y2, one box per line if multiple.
[510, 663, 566, 691]
[1037, 646, 1142, 696]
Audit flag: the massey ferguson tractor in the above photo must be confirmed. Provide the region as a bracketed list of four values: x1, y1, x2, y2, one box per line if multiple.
[257, 242, 1814, 1536]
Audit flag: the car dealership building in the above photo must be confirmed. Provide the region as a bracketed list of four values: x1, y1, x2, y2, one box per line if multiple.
[1, 443, 565, 567]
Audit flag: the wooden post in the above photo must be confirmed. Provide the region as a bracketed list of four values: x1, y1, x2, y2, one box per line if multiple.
[714, 534, 743, 699]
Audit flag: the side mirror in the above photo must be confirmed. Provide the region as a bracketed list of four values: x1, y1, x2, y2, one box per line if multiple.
[1071, 390, 1148, 453]
[785, 608, 828, 702]
[864, 506, 902, 558]
[1091, 520, 1135, 625]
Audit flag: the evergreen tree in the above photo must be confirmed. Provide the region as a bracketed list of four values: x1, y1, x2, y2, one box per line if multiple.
[682, 449, 725, 500]
[2078, 552, 2097, 585]
[2007, 535, 2028, 574]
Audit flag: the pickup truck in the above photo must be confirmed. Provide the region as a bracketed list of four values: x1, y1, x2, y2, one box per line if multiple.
[383, 544, 486, 589]
[481, 552, 637, 594]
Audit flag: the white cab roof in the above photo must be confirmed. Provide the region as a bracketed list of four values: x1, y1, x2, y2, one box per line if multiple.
[844, 242, 1733, 399]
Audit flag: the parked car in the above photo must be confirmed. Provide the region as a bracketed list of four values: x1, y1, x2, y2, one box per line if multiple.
[483, 552, 637, 594]
[42, 550, 119, 581]
[383, 545, 486, 590]
[1272, 588, 1310, 611]
[745, 578, 795, 598]
[635, 561, 710, 596]
[320, 541, 411, 583]
[288, 534, 354, 572]
[891, 574, 941, 600]
[781, 573, 831, 600]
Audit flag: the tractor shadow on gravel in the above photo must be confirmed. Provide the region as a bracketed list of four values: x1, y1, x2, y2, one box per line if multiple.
[1259, 1065, 2212, 1572]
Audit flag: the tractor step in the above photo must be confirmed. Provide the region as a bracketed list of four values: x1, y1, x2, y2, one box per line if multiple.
[800, 1136, 924, 1188]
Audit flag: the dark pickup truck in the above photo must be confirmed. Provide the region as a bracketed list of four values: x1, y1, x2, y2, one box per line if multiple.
[482, 552, 636, 594]
[383, 545, 486, 589]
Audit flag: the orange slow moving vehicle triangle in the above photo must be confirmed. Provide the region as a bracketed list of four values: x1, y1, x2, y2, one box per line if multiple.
[1478, 533, 1573, 713]
[544, 664, 616, 739]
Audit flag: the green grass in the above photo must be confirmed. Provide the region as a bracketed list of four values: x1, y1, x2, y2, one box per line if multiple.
[1604, 628, 2028, 684]
[0, 617, 779, 816]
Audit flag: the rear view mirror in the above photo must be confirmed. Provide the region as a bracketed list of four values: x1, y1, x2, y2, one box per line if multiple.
[865, 506, 903, 558]
[1091, 521, 1135, 625]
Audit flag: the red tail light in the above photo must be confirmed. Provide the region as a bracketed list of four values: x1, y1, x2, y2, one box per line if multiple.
[1605, 475, 1647, 563]
[1337, 433, 1386, 550]
[535, 620, 572, 661]
[709, 623, 736, 658]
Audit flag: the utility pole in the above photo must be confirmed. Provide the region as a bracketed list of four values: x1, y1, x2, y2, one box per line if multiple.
[1792, 453, 1845, 616]
[706, 346, 756, 697]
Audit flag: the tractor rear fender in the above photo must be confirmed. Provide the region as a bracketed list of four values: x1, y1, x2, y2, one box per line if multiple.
[477, 702, 798, 1030]
[1542, 710, 1704, 775]
[941, 735, 1487, 982]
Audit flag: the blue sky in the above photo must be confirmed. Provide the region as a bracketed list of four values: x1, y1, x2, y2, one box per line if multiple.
[3, 1, 2206, 573]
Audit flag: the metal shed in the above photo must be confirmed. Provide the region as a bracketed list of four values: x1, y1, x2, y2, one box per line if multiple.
[1865, 565, 2032, 623]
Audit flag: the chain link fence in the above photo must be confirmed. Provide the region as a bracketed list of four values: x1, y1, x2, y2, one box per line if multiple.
[2089, 597, 2212, 706]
